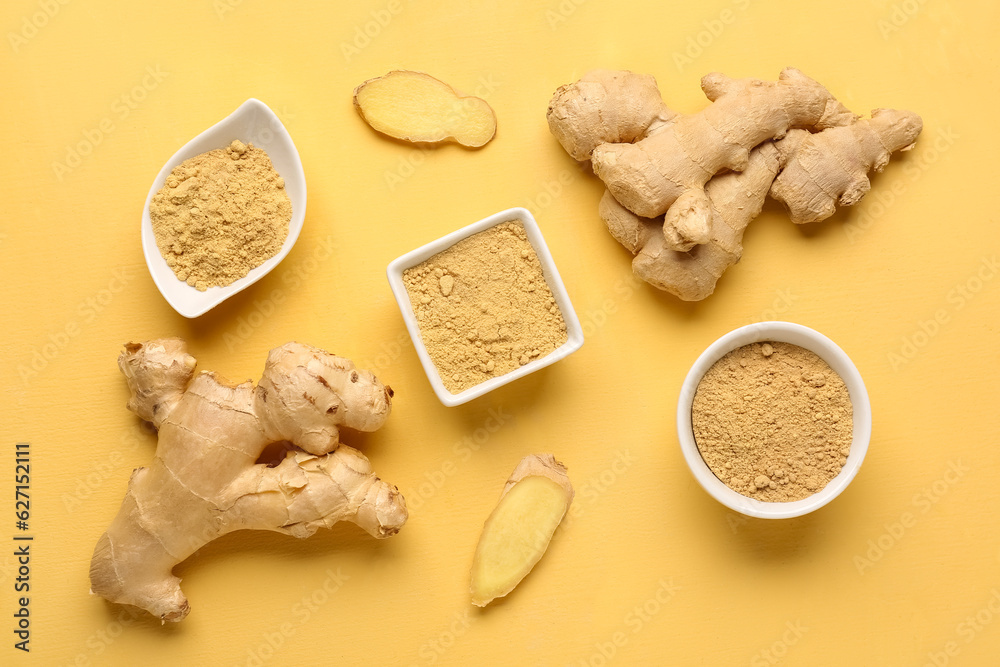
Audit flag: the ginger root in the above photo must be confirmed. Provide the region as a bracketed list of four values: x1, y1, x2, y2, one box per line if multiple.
[770, 109, 922, 223]
[90, 339, 406, 622]
[354, 70, 497, 148]
[584, 68, 855, 222]
[470, 454, 573, 607]
[622, 142, 782, 301]
[546, 69, 675, 161]
[547, 68, 922, 300]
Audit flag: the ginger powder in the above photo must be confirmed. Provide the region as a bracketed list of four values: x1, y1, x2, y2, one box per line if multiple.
[150, 140, 291, 291]
[403, 221, 568, 393]
[691, 341, 853, 502]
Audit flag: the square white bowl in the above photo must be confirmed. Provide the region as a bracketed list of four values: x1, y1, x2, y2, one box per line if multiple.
[387, 207, 584, 406]
[141, 98, 306, 318]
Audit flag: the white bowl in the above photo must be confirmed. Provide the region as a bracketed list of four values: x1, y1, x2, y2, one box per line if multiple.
[677, 322, 872, 519]
[141, 98, 306, 318]
[387, 207, 584, 407]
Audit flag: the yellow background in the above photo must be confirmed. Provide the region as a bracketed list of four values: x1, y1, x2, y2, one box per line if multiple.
[2, 0, 998, 664]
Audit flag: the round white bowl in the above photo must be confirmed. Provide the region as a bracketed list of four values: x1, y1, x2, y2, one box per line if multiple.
[677, 322, 872, 519]
[141, 98, 306, 318]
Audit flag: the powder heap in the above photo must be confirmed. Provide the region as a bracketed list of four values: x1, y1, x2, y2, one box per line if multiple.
[403, 221, 568, 393]
[150, 139, 291, 291]
[691, 341, 853, 502]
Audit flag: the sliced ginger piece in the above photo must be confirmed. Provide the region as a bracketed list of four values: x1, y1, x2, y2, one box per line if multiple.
[353, 70, 497, 148]
[470, 454, 573, 607]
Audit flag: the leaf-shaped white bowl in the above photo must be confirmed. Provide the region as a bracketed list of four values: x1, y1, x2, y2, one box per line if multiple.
[141, 98, 306, 318]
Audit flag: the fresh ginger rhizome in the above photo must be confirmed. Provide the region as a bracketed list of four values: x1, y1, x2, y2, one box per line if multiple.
[90, 339, 406, 621]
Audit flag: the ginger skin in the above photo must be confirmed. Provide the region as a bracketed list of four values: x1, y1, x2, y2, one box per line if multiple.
[90, 339, 406, 622]
[552, 68, 855, 224]
[547, 68, 922, 300]
[615, 142, 781, 301]
[546, 69, 675, 161]
[770, 109, 922, 223]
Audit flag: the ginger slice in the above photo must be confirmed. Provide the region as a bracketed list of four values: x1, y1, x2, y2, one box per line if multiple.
[470, 454, 573, 607]
[353, 70, 497, 148]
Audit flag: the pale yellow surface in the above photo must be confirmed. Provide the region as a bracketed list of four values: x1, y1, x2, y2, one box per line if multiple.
[1, 1, 998, 665]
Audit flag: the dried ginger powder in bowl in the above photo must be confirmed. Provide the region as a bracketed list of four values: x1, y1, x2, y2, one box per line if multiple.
[150, 140, 291, 291]
[691, 341, 853, 502]
[403, 221, 568, 394]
